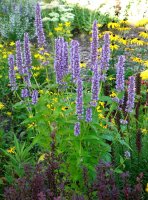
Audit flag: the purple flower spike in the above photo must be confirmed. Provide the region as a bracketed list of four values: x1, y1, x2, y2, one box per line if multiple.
[91, 20, 98, 71]
[74, 122, 80, 136]
[24, 33, 32, 69]
[35, 3, 46, 48]
[126, 76, 136, 113]
[16, 40, 23, 75]
[8, 55, 17, 91]
[116, 55, 125, 92]
[86, 107, 92, 122]
[100, 33, 110, 81]
[76, 78, 83, 120]
[91, 62, 100, 107]
[21, 88, 29, 98]
[70, 40, 80, 81]
[32, 90, 38, 104]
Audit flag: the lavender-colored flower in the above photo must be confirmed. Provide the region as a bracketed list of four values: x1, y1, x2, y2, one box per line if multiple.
[91, 62, 100, 107]
[62, 41, 69, 75]
[120, 119, 128, 125]
[100, 33, 110, 81]
[90, 20, 98, 71]
[70, 40, 80, 81]
[74, 122, 80, 136]
[16, 40, 23, 74]
[76, 78, 83, 120]
[85, 107, 92, 122]
[31, 90, 38, 104]
[8, 55, 17, 91]
[126, 76, 135, 113]
[21, 88, 29, 98]
[116, 55, 125, 92]
[35, 3, 46, 48]
[24, 33, 32, 69]
[124, 151, 131, 159]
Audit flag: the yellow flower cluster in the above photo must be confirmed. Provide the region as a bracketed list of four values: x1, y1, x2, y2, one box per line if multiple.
[7, 147, 15, 154]
[140, 70, 148, 80]
[0, 102, 5, 110]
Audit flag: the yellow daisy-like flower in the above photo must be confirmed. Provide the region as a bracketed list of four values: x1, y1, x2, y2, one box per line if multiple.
[34, 54, 40, 59]
[9, 41, 15, 46]
[110, 44, 119, 51]
[7, 147, 15, 154]
[140, 70, 148, 80]
[65, 21, 71, 27]
[139, 31, 148, 39]
[108, 22, 120, 29]
[130, 38, 144, 46]
[99, 101, 105, 107]
[110, 92, 117, 97]
[98, 113, 105, 119]
[54, 27, 63, 32]
[0, 102, 5, 110]
[131, 57, 143, 63]
[110, 34, 120, 42]
[118, 37, 128, 45]
[145, 183, 148, 192]
[136, 18, 148, 27]
[61, 106, 68, 111]
[119, 20, 130, 25]
[80, 63, 86, 68]
[117, 27, 131, 31]
[97, 23, 103, 28]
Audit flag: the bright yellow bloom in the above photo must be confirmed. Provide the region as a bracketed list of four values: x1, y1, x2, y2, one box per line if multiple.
[9, 41, 15, 46]
[44, 52, 50, 56]
[38, 154, 46, 162]
[110, 44, 119, 51]
[0, 102, 5, 110]
[110, 92, 117, 97]
[131, 57, 143, 63]
[117, 27, 131, 31]
[98, 113, 105, 119]
[7, 147, 15, 154]
[139, 31, 148, 39]
[110, 34, 120, 42]
[3, 55, 7, 59]
[16, 73, 21, 79]
[80, 63, 86, 68]
[118, 37, 128, 45]
[108, 22, 120, 29]
[119, 20, 130, 25]
[61, 106, 68, 111]
[145, 183, 148, 192]
[6, 112, 12, 116]
[136, 18, 148, 27]
[99, 101, 105, 107]
[39, 90, 44, 94]
[108, 77, 115, 81]
[130, 38, 144, 46]
[97, 23, 103, 28]
[34, 72, 40, 77]
[0, 44, 3, 48]
[54, 27, 63, 32]
[39, 47, 44, 51]
[65, 21, 71, 27]
[140, 70, 148, 80]
[34, 54, 40, 58]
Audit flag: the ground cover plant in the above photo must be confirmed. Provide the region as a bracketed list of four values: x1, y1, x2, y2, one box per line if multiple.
[0, 1, 148, 199]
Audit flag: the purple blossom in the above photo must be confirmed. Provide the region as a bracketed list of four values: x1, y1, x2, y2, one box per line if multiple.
[8, 55, 17, 91]
[126, 76, 136, 113]
[124, 151, 131, 159]
[24, 33, 32, 69]
[100, 33, 110, 81]
[120, 119, 128, 125]
[74, 122, 80, 136]
[90, 20, 98, 71]
[31, 90, 38, 104]
[35, 3, 46, 48]
[21, 88, 29, 98]
[91, 62, 100, 107]
[116, 56, 125, 92]
[70, 40, 80, 81]
[76, 78, 83, 120]
[85, 107, 92, 122]
[16, 40, 23, 75]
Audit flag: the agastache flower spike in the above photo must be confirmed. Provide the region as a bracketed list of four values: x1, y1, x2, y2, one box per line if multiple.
[16, 40, 23, 75]
[31, 90, 38, 105]
[74, 122, 80, 136]
[21, 88, 29, 98]
[85, 107, 92, 122]
[116, 55, 125, 92]
[91, 20, 98, 71]
[126, 76, 136, 113]
[70, 40, 80, 81]
[8, 55, 17, 91]
[35, 3, 46, 48]
[24, 33, 32, 69]
[76, 78, 83, 120]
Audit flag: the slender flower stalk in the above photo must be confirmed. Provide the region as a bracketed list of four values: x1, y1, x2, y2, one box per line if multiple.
[35, 3, 46, 48]
[8, 55, 17, 91]
[116, 55, 125, 92]
[70, 40, 80, 81]
[126, 76, 136, 113]
[76, 78, 83, 120]
[32, 90, 38, 104]
[74, 122, 80, 136]
[90, 20, 98, 71]
[16, 40, 23, 75]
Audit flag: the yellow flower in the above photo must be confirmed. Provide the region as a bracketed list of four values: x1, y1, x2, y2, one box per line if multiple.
[136, 18, 148, 27]
[54, 27, 63, 32]
[49, 32, 53, 37]
[38, 154, 46, 162]
[34, 72, 40, 77]
[3, 55, 7, 59]
[14, 66, 18, 71]
[16, 73, 21, 79]
[58, 23, 63, 27]
[0, 102, 5, 110]
[118, 37, 128, 45]
[99, 101, 105, 107]
[39, 90, 44, 94]
[130, 38, 144, 46]
[96, 106, 102, 113]
[145, 183, 148, 192]
[119, 20, 130, 25]
[108, 77, 115, 81]
[108, 22, 120, 29]
[6, 112, 12, 116]
[52, 98, 58, 102]
[139, 31, 148, 39]
[117, 27, 131, 31]
[97, 23, 103, 28]
[110, 92, 117, 97]
[44, 52, 50, 57]
[7, 147, 15, 154]
[65, 21, 71, 27]
[9, 41, 15, 46]
[28, 122, 36, 129]
[0, 44, 3, 48]
[131, 57, 143, 63]
[141, 129, 147, 135]
[61, 106, 68, 111]
[110, 44, 119, 51]
[39, 47, 44, 51]
[140, 70, 148, 80]
[80, 62, 86, 68]
[98, 113, 105, 119]
[34, 54, 40, 58]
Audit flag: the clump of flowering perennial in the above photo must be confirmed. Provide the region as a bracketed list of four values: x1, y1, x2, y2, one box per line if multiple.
[54, 37, 69, 84]
[90, 20, 98, 71]
[100, 33, 110, 81]
[21, 88, 29, 98]
[31, 90, 38, 104]
[70, 40, 81, 81]
[8, 55, 17, 91]
[35, 3, 46, 48]
[74, 122, 80, 136]
[116, 55, 125, 92]
[85, 107, 92, 122]
[76, 78, 83, 120]
[16, 40, 23, 75]
[126, 76, 136, 113]
[91, 62, 100, 107]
